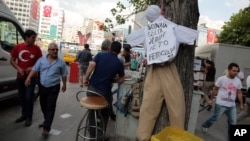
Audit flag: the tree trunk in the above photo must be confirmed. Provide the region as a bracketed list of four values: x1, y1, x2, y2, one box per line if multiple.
[152, 0, 200, 133]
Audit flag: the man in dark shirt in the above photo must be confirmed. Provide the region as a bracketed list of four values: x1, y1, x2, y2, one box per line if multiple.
[83, 41, 125, 137]
[77, 44, 92, 87]
[201, 60, 216, 111]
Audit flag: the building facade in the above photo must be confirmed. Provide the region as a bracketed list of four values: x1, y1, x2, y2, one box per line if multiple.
[3, 0, 40, 32]
[38, 0, 64, 41]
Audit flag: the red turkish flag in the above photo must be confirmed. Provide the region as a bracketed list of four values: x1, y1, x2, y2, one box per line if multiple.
[43, 5, 52, 17]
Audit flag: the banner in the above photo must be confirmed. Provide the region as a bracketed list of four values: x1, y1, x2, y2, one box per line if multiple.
[207, 29, 218, 44]
[43, 5, 52, 17]
[31, 0, 38, 20]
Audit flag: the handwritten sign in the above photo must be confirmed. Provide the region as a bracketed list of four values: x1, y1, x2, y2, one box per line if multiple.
[145, 19, 177, 65]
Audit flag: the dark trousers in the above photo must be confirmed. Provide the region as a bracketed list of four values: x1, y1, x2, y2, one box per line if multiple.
[87, 85, 112, 136]
[39, 84, 60, 131]
[16, 78, 36, 119]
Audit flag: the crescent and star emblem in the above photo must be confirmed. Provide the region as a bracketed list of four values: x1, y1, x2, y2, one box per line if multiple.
[18, 50, 35, 62]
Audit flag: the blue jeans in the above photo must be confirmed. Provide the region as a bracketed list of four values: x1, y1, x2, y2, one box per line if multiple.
[202, 103, 236, 128]
[16, 77, 36, 119]
[112, 84, 120, 96]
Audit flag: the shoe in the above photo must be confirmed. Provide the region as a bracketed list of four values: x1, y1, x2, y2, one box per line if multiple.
[15, 116, 26, 123]
[202, 127, 208, 133]
[42, 130, 49, 138]
[25, 119, 32, 127]
[110, 113, 116, 121]
[80, 84, 83, 88]
[207, 105, 212, 111]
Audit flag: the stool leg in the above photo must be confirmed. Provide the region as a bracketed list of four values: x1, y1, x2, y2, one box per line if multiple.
[94, 110, 98, 141]
[98, 110, 105, 141]
[76, 110, 89, 141]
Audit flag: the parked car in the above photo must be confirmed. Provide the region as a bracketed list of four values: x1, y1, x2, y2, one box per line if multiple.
[63, 49, 79, 64]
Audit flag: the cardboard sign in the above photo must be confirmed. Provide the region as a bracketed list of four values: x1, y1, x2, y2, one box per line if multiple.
[145, 20, 177, 65]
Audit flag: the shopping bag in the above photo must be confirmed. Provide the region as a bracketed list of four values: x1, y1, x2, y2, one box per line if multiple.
[151, 126, 204, 141]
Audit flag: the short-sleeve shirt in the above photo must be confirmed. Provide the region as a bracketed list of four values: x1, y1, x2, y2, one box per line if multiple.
[11, 43, 42, 78]
[89, 52, 124, 94]
[77, 49, 92, 67]
[118, 54, 125, 64]
[215, 75, 242, 107]
[32, 55, 68, 87]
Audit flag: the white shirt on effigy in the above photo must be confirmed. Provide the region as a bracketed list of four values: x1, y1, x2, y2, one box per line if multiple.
[215, 75, 242, 107]
[126, 16, 198, 65]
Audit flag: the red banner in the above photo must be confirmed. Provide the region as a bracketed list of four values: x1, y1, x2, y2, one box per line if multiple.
[43, 5, 52, 17]
[31, 0, 38, 20]
[207, 29, 218, 44]
[62, 10, 65, 23]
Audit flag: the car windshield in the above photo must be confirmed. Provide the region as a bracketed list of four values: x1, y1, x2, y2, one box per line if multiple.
[68, 50, 78, 54]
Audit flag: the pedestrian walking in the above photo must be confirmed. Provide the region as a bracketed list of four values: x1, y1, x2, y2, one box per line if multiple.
[201, 60, 216, 111]
[10, 29, 42, 127]
[76, 44, 92, 87]
[25, 42, 68, 137]
[201, 63, 244, 136]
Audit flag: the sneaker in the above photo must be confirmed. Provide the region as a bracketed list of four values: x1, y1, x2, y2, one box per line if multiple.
[25, 119, 32, 127]
[202, 127, 208, 133]
[15, 116, 26, 123]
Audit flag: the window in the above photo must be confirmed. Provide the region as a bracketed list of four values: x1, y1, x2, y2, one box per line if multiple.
[0, 21, 24, 53]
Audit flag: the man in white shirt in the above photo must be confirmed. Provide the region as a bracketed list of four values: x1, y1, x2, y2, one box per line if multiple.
[202, 63, 244, 136]
[126, 5, 197, 141]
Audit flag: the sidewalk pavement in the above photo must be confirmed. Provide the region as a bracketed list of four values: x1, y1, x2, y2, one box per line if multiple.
[195, 103, 250, 141]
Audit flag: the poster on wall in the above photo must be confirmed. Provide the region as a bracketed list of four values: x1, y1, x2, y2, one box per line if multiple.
[193, 59, 205, 87]
[193, 59, 202, 71]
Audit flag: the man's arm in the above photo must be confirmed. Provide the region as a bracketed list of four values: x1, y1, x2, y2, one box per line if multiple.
[61, 76, 67, 92]
[113, 75, 125, 83]
[83, 61, 96, 86]
[25, 70, 37, 87]
[208, 86, 218, 105]
[237, 89, 244, 111]
[10, 57, 24, 76]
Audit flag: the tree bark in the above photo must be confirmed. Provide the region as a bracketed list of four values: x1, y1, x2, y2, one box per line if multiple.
[152, 0, 200, 133]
